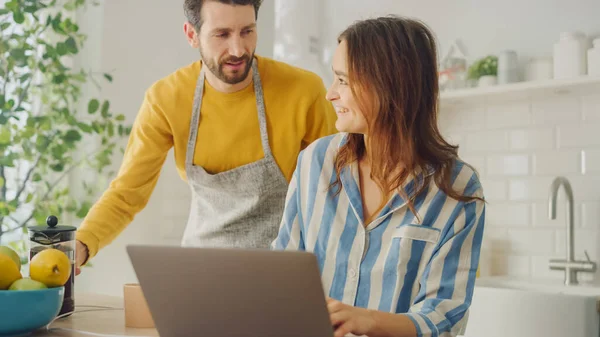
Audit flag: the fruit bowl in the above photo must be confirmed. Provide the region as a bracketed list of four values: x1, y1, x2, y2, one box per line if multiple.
[0, 286, 64, 337]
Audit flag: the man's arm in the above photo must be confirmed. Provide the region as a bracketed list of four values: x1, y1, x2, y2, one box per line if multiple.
[302, 79, 337, 148]
[76, 89, 174, 265]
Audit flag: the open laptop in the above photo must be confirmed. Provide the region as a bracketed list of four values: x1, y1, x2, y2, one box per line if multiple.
[126, 245, 335, 337]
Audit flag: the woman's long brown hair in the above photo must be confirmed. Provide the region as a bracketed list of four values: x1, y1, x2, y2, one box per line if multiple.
[330, 16, 483, 220]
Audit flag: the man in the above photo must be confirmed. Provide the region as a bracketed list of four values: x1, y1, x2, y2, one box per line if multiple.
[74, 0, 337, 271]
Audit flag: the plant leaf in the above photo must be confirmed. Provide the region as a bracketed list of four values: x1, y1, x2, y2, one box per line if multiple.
[0, 127, 11, 144]
[65, 36, 78, 53]
[88, 99, 99, 114]
[101, 101, 110, 117]
[12, 10, 25, 24]
[76, 201, 91, 218]
[63, 130, 82, 142]
[77, 122, 93, 133]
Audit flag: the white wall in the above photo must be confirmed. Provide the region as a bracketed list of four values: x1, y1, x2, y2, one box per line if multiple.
[323, 0, 600, 69]
[74, 0, 275, 296]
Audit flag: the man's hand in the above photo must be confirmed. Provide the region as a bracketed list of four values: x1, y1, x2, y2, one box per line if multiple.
[75, 240, 89, 276]
[327, 297, 376, 337]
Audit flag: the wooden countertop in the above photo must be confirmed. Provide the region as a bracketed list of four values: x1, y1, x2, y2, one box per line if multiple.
[31, 293, 158, 337]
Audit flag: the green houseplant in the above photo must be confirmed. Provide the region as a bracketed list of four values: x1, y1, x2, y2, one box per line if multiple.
[467, 55, 498, 87]
[0, 0, 131, 257]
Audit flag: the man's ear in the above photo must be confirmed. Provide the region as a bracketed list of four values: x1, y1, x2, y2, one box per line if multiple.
[184, 21, 199, 48]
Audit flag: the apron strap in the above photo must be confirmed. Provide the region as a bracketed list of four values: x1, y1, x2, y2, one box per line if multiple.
[250, 59, 272, 159]
[186, 65, 207, 167]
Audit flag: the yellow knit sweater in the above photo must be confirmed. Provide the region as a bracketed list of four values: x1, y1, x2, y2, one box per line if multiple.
[76, 56, 337, 259]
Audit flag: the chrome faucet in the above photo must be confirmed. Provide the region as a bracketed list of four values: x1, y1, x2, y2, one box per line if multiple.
[547, 177, 596, 285]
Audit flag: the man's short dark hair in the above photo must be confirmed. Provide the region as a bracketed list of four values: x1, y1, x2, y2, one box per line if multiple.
[184, 0, 262, 31]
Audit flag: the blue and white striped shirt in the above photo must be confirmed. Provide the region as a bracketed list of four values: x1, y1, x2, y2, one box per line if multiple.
[271, 133, 486, 337]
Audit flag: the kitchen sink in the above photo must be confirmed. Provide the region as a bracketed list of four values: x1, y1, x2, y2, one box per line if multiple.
[462, 277, 600, 337]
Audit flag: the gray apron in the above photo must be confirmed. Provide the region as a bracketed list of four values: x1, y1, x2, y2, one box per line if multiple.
[180, 58, 289, 249]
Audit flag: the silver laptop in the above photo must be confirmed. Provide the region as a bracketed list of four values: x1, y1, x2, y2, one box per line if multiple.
[126, 245, 335, 337]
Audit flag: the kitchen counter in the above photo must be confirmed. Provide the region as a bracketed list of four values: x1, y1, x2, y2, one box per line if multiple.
[30, 293, 158, 337]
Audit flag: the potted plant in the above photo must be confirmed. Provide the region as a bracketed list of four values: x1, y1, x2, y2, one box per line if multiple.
[0, 0, 131, 259]
[467, 55, 498, 87]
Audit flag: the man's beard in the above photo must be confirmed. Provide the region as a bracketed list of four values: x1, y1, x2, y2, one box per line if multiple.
[200, 48, 254, 85]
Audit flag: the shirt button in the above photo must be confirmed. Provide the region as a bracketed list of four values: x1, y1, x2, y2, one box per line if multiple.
[349, 269, 357, 278]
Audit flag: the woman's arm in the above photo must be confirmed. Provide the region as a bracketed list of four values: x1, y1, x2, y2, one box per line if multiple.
[396, 195, 486, 337]
[329, 194, 486, 337]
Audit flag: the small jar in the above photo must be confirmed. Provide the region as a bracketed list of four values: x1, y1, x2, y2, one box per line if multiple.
[525, 57, 553, 81]
[498, 50, 519, 84]
[553, 32, 587, 79]
[588, 38, 600, 77]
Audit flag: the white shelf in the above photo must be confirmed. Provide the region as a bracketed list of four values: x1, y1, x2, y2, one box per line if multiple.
[440, 75, 600, 105]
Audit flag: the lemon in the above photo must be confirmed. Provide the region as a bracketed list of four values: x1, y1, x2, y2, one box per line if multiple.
[0, 246, 21, 268]
[30, 248, 71, 288]
[9, 278, 48, 290]
[0, 253, 22, 290]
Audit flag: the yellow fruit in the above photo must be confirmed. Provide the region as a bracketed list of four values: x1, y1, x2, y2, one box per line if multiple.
[0, 246, 21, 268]
[29, 248, 71, 288]
[0, 253, 22, 290]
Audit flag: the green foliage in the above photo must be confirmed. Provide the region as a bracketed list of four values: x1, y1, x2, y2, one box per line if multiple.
[467, 55, 498, 80]
[0, 0, 131, 242]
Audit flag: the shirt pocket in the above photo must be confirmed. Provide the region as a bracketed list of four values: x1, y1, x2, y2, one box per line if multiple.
[392, 224, 440, 244]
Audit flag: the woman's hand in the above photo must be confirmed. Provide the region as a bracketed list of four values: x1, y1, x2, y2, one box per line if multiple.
[327, 297, 376, 337]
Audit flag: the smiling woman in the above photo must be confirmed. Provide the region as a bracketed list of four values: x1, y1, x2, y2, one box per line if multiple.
[272, 15, 486, 337]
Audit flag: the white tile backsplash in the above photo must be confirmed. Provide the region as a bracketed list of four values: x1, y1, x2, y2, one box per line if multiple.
[441, 91, 600, 282]
[582, 94, 600, 122]
[486, 101, 531, 129]
[583, 149, 600, 173]
[486, 202, 531, 227]
[464, 130, 509, 153]
[487, 154, 530, 176]
[533, 150, 582, 175]
[509, 128, 555, 151]
[508, 177, 565, 201]
[532, 96, 581, 125]
[440, 105, 486, 132]
[582, 202, 600, 228]
[558, 124, 600, 148]
[479, 179, 507, 201]
[507, 229, 555, 254]
[491, 254, 531, 277]
[567, 176, 600, 201]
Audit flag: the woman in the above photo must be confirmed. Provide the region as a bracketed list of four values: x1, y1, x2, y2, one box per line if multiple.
[271, 15, 485, 337]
